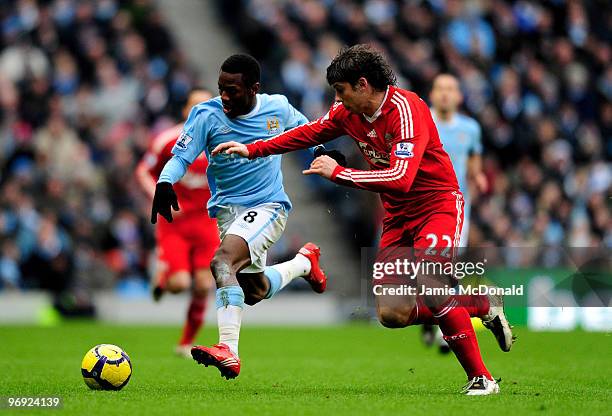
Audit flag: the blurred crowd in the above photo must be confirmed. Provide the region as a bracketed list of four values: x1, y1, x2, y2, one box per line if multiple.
[219, 0, 611, 256]
[1, 0, 610, 296]
[0, 0, 202, 295]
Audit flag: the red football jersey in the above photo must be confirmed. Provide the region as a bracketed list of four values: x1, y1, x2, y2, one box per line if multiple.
[247, 86, 459, 215]
[143, 124, 211, 215]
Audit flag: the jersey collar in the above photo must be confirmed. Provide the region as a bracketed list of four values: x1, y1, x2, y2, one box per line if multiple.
[431, 109, 458, 126]
[362, 86, 390, 123]
[236, 95, 261, 119]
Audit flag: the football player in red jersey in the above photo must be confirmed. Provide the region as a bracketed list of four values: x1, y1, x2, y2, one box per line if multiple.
[213, 45, 513, 395]
[137, 88, 220, 357]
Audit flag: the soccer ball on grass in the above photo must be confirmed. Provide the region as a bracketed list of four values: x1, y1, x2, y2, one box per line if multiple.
[81, 344, 132, 390]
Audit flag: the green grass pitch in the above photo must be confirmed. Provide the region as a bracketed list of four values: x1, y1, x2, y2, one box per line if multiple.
[1, 322, 610, 415]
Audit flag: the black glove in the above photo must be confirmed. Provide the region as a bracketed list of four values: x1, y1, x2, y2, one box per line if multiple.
[151, 182, 179, 224]
[313, 145, 347, 167]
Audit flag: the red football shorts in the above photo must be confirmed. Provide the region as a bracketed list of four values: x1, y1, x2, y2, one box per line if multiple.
[156, 211, 220, 278]
[375, 190, 464, 285]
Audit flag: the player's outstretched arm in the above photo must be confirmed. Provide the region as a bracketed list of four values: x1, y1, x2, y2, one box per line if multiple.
[330, 138, 426, 194]
[215, 103, 345, 160]
[302, 150, 420, 194]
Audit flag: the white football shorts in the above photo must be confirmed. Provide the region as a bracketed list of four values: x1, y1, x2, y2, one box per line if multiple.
[215, 202, 288, 273]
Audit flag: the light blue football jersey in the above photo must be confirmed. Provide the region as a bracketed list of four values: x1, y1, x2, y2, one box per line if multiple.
[159, 94, 308, 217]
[432, 112, 482, 199]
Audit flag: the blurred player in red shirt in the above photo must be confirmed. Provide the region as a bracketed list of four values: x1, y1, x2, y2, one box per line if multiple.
[136, 88, 220, 357]
[214, 45, 513, 395]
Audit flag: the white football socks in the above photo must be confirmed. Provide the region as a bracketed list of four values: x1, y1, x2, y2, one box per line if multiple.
[272, 253, 311, 288]
[215, 254, 312, 355]
[217, 305, 243, 356]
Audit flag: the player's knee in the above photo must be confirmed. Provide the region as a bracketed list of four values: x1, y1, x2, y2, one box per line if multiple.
[377, 305, 416, 328]
[243, 287, 267, 306]
[166, 272, 191, 293]
[193, 269, 213, 298]
[211, 251, 233, 278]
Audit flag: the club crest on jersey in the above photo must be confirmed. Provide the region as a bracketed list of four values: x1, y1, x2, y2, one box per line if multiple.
[394, 142, 414, 158]
[266, 117, 281, 135]
[176, 132, 193, 149]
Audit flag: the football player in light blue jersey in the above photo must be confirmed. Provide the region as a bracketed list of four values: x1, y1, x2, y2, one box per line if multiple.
[150, 54, 328, 379]
[430, 74, 488, 247]
[424, 74, 489, 353]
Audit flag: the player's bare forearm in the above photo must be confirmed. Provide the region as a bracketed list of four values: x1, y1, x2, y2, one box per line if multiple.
[468, 154, 482, 178]
[468, 154, 487, 193]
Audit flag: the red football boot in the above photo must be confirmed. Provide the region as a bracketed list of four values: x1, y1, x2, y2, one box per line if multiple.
[298, 242, 327, 293]
[191, 343, 240, 379]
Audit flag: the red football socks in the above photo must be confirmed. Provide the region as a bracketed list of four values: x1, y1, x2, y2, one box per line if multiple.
[456, 294, 490, 317]
[430, 297, 492, 380]
[179, 296, 207, 346]
[415, 294, 490, 324]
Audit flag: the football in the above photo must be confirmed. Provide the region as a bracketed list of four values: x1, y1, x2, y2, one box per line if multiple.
[81, 344, 132, 391]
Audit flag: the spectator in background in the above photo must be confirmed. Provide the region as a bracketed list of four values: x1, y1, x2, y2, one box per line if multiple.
[0, 240, 21, 289]
[430, 73, 487, 247]
[0, 0, 202, 299]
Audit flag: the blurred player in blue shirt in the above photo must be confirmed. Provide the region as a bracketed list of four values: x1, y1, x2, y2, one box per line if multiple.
[151, 54, 327, 379]
[430, 74, 488, 247]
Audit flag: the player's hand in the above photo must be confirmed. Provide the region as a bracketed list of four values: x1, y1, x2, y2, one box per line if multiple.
[211, 141, 249, 157]
[313, 145, 347, 167]
[303, 155, 338, 179]
[151, 182, 179, 224]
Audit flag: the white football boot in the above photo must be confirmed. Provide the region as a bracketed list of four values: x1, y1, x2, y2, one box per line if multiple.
[481, 290, 514, 352]
[462, 376, 500, 396]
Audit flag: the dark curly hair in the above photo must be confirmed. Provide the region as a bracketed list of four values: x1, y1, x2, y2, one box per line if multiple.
[326, 44, 397, 91]
[220, 54, 261, 87]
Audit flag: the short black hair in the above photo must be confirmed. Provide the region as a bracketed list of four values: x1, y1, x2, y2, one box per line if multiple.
[326, 44, 396, 91]
[220, 54, 261, 87]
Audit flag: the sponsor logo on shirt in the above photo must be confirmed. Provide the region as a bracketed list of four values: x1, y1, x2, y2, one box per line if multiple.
[176, 132, 193, 149]
[394, 142, 414, 158]
[367, 129, 377, 138]
[358, 141, 390, 166]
